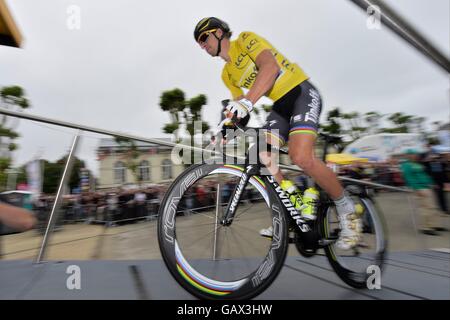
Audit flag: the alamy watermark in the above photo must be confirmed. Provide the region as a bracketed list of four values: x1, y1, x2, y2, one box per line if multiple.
[66, 5, 81, 30]
[66, 265, 81, 290]
[367, 5, 382, 30]
[366, 265, 381, 289]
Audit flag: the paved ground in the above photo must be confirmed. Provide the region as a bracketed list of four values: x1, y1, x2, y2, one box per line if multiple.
[0, 251, 448, 300]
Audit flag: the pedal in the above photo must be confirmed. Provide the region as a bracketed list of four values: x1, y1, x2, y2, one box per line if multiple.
[318, 238, 337, 246]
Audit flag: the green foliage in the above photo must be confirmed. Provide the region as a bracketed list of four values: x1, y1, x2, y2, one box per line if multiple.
[159, 88, 185, 110]
[8, 143, 18, 152]
[163, 123, 180, 134]
[0, 158, 11, 172]
[320, 107, 429, 142]
[159, 88, 210, 141]
[188, 94, 207, 119]
[0, 85, 31, 190]
[0, 158, 11, 191]
[321, 108, 342, 135]
[327, 107, 341, 119]
[0, 127, 19, 139]
[41, 157, 86, 194]
[0, 86, 30, 109]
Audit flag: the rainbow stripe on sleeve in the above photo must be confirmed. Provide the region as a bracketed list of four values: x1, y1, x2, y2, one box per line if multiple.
[289, 125, 317, 136]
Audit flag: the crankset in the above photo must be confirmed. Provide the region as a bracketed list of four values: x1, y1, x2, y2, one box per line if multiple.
[293, 226, 319, 258]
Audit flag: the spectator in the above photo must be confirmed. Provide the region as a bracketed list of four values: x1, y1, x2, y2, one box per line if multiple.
[195, 184, 206, 207]
[106, 193, 118, 226]
[134, 190, 147, 218]
[347, 164, 366, 180]
[222, 182, 232, 204]
[399, 149, 445, 235]
[421, 152, 449, 214]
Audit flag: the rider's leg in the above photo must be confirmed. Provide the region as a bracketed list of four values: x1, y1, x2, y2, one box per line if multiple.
[259, 134, 284, 184]
[288, 133, 362, 249]
[259, 114, 318, 219]
[288, 134, 342, 199]
[258, 133, 309, 238]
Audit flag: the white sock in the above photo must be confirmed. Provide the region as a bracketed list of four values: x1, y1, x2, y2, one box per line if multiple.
[334, 194, 355, 217]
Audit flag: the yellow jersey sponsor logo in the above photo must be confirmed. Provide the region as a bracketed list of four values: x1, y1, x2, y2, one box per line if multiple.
[222, 31, 309, 101]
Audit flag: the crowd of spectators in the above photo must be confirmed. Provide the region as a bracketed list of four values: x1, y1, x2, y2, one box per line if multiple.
[335, 151, 450, 215]
[179, 179, 261, 215]
[32, 178, 263, 232]
[33, 185, 167, 231]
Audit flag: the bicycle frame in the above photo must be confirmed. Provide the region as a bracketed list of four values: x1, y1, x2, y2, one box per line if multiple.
[218, 133, 312, 233]
[215, 115, 345, 235]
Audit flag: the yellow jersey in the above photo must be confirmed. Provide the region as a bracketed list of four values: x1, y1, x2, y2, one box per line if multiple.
[222, 31, 309, 102]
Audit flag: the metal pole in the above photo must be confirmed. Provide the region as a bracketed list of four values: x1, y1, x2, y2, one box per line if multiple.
[35, 133, 81, 263]
[213, 183, 220, 261]
[0, 108, 210, 154]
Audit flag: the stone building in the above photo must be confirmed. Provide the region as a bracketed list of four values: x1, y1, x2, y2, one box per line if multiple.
[96, 138, 184, 189]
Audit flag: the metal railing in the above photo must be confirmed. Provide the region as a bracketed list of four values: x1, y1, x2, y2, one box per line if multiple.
[0, 107, 419, 262]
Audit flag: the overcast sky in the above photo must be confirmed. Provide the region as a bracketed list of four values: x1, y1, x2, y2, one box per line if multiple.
[0, 0, 449, 175]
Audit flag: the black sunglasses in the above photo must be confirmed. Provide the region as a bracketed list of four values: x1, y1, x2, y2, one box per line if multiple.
[198, 29, 217, 43]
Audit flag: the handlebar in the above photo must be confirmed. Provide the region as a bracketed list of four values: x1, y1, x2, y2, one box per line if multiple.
[215, 101, 343, 159]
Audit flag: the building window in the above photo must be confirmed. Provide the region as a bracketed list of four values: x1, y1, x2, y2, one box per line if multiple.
[162, 159, 172, 180]
[138, 160, 150, 182]
[114, 161, 126, 184]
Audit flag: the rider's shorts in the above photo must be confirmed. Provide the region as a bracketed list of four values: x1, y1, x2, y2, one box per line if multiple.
[262, 80, 322, 147]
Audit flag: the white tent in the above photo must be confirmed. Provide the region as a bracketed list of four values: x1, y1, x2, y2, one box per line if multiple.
[343, 133, 427, 161]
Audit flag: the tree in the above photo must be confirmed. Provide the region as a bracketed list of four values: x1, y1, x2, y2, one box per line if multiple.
[0, 158, 11, 191]
[185, 94, 210, 137]
[0, 86, 30, 154]
[320, 107, 342, 135]
[381, 112, 414, 133]
[159, 89, 210, 142]
[159, 88, 210, 165]
[0, 86, 30, 190]
[408, 116, 426, 134]
[340, 111, 367, 140]
[364, 111, 383, 135]
[41, 157, 86, 194]
[160, 88, 185, 142]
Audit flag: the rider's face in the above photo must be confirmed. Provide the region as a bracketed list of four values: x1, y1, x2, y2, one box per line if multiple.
[198, 29, 220, 56]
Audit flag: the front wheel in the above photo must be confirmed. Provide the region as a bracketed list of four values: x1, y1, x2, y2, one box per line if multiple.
[320, 192, 388, 289]
[157, 163, 289, 299]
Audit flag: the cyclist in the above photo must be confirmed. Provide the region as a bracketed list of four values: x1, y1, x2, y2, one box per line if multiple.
[194, 17, 362, 250]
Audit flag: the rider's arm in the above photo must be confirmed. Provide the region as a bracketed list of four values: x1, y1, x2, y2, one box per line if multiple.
[236, 31, 281, 105]
[221, 69, 244, 100]
[0, 201, 36, 232]
[245, 49, 280, 105]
